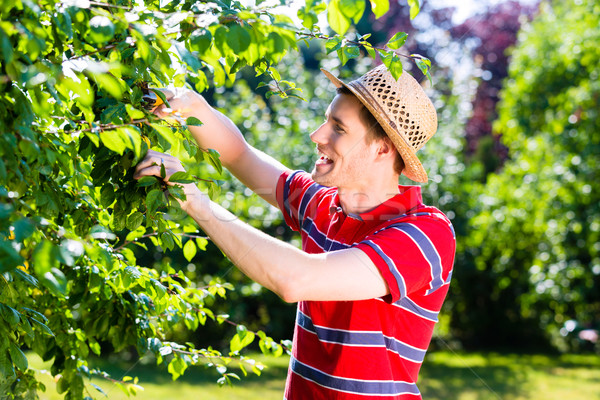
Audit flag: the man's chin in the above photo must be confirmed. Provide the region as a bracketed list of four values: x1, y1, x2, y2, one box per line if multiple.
[311, 170, 335, 187]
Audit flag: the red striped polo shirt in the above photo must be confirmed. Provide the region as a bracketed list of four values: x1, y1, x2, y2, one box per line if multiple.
[275, 170, 456, 400]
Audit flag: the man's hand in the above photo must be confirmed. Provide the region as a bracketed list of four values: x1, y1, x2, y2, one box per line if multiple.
[134, 149, 205, 212]
[151, 88, 207, 121]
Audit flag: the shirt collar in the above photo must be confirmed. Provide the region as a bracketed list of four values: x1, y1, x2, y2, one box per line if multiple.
[329, 185, 423, 221]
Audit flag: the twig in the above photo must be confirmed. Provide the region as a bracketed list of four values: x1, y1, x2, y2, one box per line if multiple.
[67, 44, 118, 61]
[89, 1, 131, 10]
[297, 31, 421, 61]
[114, 232, 210, 252]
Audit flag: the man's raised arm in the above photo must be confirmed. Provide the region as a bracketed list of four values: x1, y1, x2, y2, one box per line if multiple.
[156, 89, 289, 206]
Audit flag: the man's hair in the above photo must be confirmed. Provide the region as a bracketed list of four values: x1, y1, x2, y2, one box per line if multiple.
[337, 86, 405, 175]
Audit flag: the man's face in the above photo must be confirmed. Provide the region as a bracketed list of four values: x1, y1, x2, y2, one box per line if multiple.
[310, 93, 377, 189]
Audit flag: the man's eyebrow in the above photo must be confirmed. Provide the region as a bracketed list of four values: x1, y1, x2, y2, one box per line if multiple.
[330, 115, 348, 128]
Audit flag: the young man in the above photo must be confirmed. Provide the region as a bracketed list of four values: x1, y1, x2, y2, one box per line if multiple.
[134, 65, 456, 399]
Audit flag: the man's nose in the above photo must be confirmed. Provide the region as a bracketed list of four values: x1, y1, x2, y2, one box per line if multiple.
[310, 124, 329, 145]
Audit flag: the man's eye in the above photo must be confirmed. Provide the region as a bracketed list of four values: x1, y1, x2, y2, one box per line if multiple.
[335, 125, 345, 133]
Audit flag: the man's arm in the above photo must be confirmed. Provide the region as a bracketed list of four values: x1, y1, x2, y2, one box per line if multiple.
[134, 153, 390, 303]
[156, 90, 288, 207]
[183, 189, 390, 303]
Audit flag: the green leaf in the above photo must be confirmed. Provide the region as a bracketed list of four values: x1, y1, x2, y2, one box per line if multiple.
[118, 126, 143, 159]
[387, 32, 408, 50]
[100, 130, 127, 155]
[137, 176, 158, 187]
[0, 304, 20, 327]
[369, 0, 389, 18]
[414, 55, 433, 86]
[169, 171, 196, 184]
[338, 45, 360, 65]
[91, 73, 124, 100]
[126, 211, 144, 231]
[185, 116, 203, 127]
[167, 356, 188, 380]
[379, 50, 403, 80]
[31, 318, 55, 337]
[91, 383, 107, 396]
[12, 218, 34, 242]
[226, 25, 251, 53]
[183, 239, 197, 262]
[32, 240, 57, 276]
[364, 44, 377, 59]
[325, 36, 343, 54]
[229, 328, 255, 353]
[189, 29, 212, 54]
[339, 0, 366, 23]
[100, 184, 115, 207]
[206, 149, 223, 175]
[125, 226, 146, 242]
[146, 189, 163, 214]
[160, 232, 175, 251]
[42, 268, 68, 296]
[196, 237, 209, 251]
[88, 16, 115, 44]
[327, 0, 351, 35]
[0, 350, 15, 381]
[407, 0, 420, 19]
[0, 241, 24, 273]
[8, 342, 28, 371]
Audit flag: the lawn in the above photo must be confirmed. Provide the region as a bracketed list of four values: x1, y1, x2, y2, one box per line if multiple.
[29, 351, 600, 399]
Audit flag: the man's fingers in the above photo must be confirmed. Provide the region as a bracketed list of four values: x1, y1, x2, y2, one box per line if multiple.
[134, 165, 162, 180]
[134, 150, 166, 177]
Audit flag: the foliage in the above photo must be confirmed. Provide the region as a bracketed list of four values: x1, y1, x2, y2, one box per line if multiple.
[450, 1, 537, 175]
[455, 0, 600, 351]
[0, 0, 428, 398]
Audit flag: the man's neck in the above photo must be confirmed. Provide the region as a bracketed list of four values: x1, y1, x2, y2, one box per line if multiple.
[338, 181, 400, 215]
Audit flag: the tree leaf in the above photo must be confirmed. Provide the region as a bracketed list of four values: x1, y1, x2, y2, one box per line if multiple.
[206, 149, 223, 175]
[137, 176, 158, 187]
[226, 25, 251, 53]
[100, 184, 115, 207]
[414, 56, 433, 86]
[407, 0, 420, 19]
[0, 350, 15, 381]
[12, 218, 34, 242]
[339, 0, 366, 23]
[325, 36, 343, 54]
[387, 32, 408, 50]
[189, 29, 212, 54]
[126, 211, 144, 231]
[327, 0, 351, 35]
[369, 0, 389, 19]
[100, 130, 127, 155]
[32, 240, 57, 276]
[183, 239, 197, 262]
[0, 304, 20, 327]
[169, 171, 195, 184]
[42, 268, 68, 296]
[8, 342, 28, 371]
[31, 318, 55, 337]
[185, 116, 203, 127]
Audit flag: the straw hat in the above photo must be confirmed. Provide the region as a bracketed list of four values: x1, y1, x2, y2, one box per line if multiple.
[321, 64, 437, 183]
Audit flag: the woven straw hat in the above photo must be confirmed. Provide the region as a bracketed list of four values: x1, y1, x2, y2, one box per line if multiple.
[321, 64, 437, 183]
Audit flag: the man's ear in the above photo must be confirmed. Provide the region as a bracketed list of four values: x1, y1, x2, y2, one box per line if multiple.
[376, 137, 396, 160]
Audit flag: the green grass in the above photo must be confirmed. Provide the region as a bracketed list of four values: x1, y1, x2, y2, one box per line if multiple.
[29, 351, 600, 399]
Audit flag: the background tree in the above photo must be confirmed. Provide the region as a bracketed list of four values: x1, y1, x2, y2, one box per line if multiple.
[0, 0, 430, 398]
[456, 0, 600, 351]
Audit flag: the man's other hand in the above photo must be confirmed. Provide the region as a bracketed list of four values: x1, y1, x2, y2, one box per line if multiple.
[134, 149, 204, 212]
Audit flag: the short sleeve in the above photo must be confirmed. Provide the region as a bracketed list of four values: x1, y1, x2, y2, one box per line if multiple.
[354, 218, 456, 303]
[276, 170, 330, 232]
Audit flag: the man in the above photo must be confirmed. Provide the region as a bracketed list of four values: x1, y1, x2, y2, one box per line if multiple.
[134, 64, 456, 399]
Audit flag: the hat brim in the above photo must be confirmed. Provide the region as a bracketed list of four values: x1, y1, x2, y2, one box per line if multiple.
[320, 68, 428, 183]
